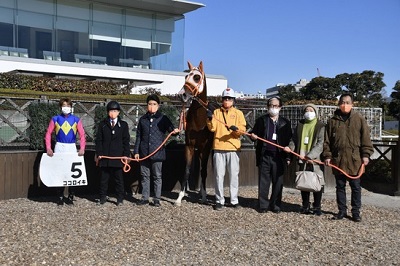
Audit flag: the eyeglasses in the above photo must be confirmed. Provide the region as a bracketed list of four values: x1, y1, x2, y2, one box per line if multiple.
[222, 97, 234, 101]
[268, 104, 280, 108]
[339, 101, 352, 105]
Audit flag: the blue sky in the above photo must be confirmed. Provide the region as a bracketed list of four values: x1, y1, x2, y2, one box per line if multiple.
[183, 0, 400, 96]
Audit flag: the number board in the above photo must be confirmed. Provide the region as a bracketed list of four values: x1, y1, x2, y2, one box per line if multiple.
[39, 153, 88, 187]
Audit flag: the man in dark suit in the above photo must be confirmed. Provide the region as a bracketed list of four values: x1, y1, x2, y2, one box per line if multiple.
[250, 97, 292, 213]
[95, 101, 130, 205]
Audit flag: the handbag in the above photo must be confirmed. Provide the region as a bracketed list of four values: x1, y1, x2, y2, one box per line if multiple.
[295, 164, 322, 192]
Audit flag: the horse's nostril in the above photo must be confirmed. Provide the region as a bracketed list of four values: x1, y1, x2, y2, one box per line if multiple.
[194, 75, 201, 83]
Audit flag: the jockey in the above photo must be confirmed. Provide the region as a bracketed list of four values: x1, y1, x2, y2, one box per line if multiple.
[45, 98, 86, 205]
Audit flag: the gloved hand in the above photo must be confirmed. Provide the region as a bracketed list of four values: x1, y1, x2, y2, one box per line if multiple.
[206, 109, 213, 120]
[229, 125, 238, 131]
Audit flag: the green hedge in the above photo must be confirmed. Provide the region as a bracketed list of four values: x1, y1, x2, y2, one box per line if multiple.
[27, 102, 59, 150]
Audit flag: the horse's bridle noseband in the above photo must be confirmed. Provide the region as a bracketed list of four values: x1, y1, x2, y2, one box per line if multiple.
[184, 67, 204, 98]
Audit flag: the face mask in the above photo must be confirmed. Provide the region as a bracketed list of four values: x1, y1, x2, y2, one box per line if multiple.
[304, 111, 316, 121]
[108, 110, 119, 119]
[147, 102, 159, 114]
[340, 104, 352, 114]
[223, 101, 233, 109]
[268, 108, 280, 117]
[61, 106, 71, 115]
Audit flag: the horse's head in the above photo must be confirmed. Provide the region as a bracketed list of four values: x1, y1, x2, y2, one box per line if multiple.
[178, 61, 205, 105]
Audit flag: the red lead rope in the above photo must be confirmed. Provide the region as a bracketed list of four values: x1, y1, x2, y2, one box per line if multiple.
[194, 95, 365, 180]
[98, 98, 366, 178]
[97, 131, 175, 172]
[97, 105, 188, 173]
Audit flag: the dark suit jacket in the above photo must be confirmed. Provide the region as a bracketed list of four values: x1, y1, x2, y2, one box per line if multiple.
[95, 117, 131, 168]
[250, 114, 292, 166]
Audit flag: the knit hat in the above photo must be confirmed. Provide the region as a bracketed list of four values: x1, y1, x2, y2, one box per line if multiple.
[146, 94, 160, 104]
[303, 103, 319, 117]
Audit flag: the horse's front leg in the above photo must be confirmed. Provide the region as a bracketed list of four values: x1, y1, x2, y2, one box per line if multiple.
[175, 164, 190, 206]
[199, 154, 209, 204]
[199, 171, 207, 204]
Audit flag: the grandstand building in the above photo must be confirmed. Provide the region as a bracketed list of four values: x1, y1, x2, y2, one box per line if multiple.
[0, 0, 227, 95]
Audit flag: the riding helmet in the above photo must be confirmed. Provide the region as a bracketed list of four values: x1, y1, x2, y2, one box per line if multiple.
[106, 101, 121, 111]
[146, 94, 160, 104]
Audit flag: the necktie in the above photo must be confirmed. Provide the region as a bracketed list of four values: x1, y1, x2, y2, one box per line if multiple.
[111, 120, 115, 128]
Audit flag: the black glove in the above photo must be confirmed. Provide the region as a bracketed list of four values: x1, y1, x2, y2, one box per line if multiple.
[229, 125, 238, 131]
[206, 109, 213, 120]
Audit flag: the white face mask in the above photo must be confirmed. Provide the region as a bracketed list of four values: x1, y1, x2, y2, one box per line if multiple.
[304, 111, 316, 121]
[61, 106, 72, 115]
[268, 108, 280, 117]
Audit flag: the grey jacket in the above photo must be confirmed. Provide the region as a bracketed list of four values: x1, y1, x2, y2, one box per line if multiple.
[289, 119, 325, 184]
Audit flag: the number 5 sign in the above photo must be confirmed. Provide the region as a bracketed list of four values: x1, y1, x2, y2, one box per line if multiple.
[39, 153, 88, 187]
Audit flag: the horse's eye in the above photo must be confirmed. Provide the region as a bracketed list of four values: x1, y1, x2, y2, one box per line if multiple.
[193, 74, 201, 83]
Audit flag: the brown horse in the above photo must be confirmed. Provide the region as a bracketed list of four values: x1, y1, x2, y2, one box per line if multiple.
[175, 61, 215, 206]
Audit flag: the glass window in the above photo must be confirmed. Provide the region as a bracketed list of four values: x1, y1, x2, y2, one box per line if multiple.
[92, 4, 122, 25]
[0, 0, 15, 9]
[17, 10, 53, 30]
[90, 22, 121, 43]
[17, 0, 53, 14]
[0, 22, 13, 47]
[126, 10, 152, 29]
[0, 7, 13, 24]
[57, 0, 89, 19]
[122, 26, 151, 49]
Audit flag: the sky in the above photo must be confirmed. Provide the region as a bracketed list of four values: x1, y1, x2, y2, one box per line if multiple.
[183, 0, 400, 96]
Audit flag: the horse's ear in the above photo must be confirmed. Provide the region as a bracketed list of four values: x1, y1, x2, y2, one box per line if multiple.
[199, 61, 203, 72]
[187, 61, 194, 70]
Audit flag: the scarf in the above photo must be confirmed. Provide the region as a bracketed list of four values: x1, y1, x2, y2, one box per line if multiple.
[299, 118, 317, 158]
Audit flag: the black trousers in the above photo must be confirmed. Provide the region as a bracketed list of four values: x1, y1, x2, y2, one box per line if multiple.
[299, 163, 323, 208]
[258, 153, 284, 210]
[99, 167, 125, 201]
[301, 190, 323, 208]
[335, 174, 361, 215]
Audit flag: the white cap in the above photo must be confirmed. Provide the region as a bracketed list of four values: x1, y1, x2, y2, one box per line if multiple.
[222, 88, 235, 98]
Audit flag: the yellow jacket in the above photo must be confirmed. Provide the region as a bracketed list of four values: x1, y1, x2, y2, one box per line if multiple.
[206, 106, 246, 151]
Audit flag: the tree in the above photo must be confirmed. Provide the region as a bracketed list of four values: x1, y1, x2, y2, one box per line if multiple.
[336, 70, 385, 106]
[300, 76, 341, 100]
[138, 87, 161, 96]
[278, 84, 298, 102]
[388, 80, 400, 118]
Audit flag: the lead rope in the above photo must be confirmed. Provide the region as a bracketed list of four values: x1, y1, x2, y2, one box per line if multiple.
[97, 131, 175, 173]
[97, 103, 188, 172]
[194, 97, 365, 179]
[179, 104, 186, 131]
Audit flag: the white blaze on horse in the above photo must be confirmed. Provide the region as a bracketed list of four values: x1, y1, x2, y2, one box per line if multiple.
[175, 61, 215, 206]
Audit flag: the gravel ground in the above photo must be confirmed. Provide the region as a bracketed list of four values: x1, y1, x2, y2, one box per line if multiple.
[0, 187, 399, 265]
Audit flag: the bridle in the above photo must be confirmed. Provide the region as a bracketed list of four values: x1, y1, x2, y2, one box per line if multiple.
[183, 66, 204, 98]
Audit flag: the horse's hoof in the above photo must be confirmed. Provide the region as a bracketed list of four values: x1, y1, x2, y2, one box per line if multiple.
[174, 201, 182, 207]
[198, 198, 208, 205]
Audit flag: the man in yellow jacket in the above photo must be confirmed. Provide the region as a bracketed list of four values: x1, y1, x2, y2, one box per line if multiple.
[206, 88, 246, 210]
